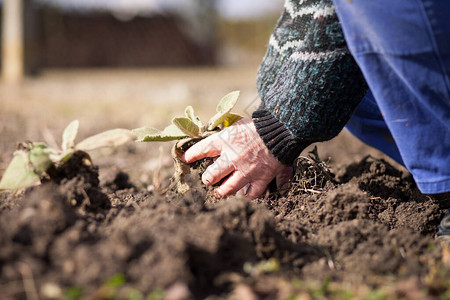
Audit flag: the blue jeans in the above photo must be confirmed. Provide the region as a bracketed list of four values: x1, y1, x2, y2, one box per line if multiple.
[333, 0, 450, 194]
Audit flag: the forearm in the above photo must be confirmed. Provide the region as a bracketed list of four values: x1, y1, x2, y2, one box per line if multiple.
[255, 0, 367, 165]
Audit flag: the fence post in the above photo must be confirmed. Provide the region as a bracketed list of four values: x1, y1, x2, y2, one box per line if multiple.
[2, 0, 24, 83]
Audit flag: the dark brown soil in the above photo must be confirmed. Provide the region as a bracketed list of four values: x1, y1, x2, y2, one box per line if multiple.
[0, 149, 449, 300]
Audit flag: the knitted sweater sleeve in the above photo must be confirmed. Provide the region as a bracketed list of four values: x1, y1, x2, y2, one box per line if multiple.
[253, 0, 368, 165]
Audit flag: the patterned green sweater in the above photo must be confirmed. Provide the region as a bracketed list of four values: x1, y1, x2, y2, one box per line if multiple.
[252, 0, 367, 165]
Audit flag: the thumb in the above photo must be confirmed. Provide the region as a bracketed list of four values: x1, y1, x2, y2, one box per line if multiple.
[276, 166, 293, 190]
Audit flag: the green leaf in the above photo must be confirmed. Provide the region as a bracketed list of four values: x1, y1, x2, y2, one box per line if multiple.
[62, 120, 79, 151]
[184, 106, 202, 128]
[127, 288, 144, 300]
[207, 91, 240, 130]
[132, 124, 187, 142]
[76, 129, 136, 151]
[132, 126, 161, 141]
[223, 113, 243, 128]
[217, 91, 240, 112]
[0, 153, 39, 190]
[105, 274, 126, 288]
[64, 286, 83, 300]
[0, 144, 52, 190]
[172, 117, 200, 137]
[147, 289, 164, 300]
[49, 149, 75, 163]
[29, 143, 53, 172]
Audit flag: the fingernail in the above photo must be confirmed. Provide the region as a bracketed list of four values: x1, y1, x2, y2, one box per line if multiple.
[214, 189, 223, 198]
[202, 174, 211, 186]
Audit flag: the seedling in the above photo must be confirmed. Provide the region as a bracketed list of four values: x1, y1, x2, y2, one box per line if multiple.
[132, 91, 241, 141]
[0, 120, 136, 190]
[132, 91, 242, 194]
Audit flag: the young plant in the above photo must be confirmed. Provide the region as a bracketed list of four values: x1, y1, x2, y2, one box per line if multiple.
[132, 91, 241, 141]
[0, 120, 136, 190]
[132, 91, 242, 194]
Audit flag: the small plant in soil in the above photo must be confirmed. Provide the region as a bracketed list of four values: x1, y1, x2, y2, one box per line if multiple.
[132, 91, 242, 194]
[0, 120, 135, 190]
[289, 146, 336, 196]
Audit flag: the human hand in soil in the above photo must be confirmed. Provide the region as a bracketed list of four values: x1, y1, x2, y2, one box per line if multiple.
[182, 117, 288, 199]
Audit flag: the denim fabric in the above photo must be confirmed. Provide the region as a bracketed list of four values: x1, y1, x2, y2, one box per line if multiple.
[334, 0, 450, 194]
[345, 91, 405, 166]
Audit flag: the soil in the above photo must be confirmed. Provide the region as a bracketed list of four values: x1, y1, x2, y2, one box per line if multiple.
[0, 68, 449, 299]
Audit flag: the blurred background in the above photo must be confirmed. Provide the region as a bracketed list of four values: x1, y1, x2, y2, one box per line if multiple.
[1, 0, 283, 71]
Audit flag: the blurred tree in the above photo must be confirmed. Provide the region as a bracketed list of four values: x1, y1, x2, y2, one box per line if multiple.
[2, 0, 24, 83]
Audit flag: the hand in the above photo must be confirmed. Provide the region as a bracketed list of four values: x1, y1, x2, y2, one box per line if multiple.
[182, 117, 287, 199]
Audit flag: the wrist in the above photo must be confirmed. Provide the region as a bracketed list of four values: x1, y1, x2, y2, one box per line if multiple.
[252, 110, 310, 165]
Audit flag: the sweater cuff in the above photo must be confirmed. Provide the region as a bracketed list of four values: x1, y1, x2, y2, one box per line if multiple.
[252, 110, 311, 165]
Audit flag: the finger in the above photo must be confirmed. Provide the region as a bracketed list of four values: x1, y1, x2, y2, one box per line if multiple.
[216, 171, 249, 197]
[245, 181, 268, 199]
[236, 184, 250, 196]
[276, 167, 293, 189]
[236, 189, 245, 196]
[182, 136, 222, 163]
[202, 155, 234, 186]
